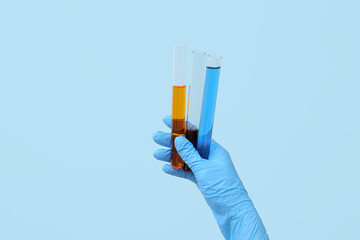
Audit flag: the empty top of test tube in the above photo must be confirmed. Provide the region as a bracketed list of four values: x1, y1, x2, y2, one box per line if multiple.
[173, 44, 187, 86]
[187, 51, 206, 129]
[191, 51, 206, 78]
[190, 51, 206, 88]
[207, 54, 222, 68]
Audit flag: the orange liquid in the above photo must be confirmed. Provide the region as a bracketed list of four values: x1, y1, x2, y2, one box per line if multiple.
[171, 86, 186, 169]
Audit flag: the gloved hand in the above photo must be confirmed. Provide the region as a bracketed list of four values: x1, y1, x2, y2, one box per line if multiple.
[153, 115, 269, 240]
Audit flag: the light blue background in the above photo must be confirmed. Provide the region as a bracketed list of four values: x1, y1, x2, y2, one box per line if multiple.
[0, 1, 359, 239]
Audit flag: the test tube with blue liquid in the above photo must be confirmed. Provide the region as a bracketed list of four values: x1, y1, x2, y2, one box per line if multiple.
[197, 54, 222, 159]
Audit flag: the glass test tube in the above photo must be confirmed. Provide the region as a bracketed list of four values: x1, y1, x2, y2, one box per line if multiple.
[184, 51, 206, 172]
[197, 54, 222, 159]
[171, 44, 187, 169]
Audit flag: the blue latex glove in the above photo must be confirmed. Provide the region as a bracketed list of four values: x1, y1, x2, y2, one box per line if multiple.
[153, 115, 269, 240]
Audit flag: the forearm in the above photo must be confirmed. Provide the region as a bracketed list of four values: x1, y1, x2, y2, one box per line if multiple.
[207, 191, 269, 240]
[228, 207, 269, 240]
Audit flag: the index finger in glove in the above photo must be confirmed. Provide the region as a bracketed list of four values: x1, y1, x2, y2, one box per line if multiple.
[153, 131, 171, 148]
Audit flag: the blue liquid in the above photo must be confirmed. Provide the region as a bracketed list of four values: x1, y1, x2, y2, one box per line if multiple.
[197, 67, 221, 159]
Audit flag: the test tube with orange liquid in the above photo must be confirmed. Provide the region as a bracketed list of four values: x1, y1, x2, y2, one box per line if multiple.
[170, 44, 187, 169]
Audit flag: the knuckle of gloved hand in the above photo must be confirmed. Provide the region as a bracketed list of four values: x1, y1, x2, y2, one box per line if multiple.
[175, 137, 187, 149]
[178, 149, 193, 162]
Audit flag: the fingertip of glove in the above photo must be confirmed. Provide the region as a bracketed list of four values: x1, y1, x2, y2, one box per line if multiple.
[163, 115, 171, 121]
[162, 164, 172, 173]
[153, 149, 159, 159]
[152, 131, 161, 140]
[163, 115, 172, 127]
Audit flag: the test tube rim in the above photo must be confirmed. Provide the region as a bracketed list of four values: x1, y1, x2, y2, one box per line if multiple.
[192, 50, 206, 56]
[207, 53, 222, 59]
[174, 43, 187, 48]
